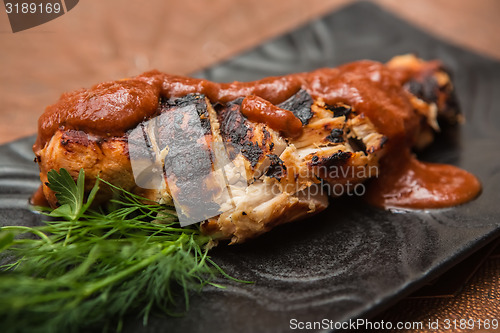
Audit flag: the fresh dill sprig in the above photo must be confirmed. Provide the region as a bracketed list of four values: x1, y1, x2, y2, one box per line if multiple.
[0, 169, 241, 333]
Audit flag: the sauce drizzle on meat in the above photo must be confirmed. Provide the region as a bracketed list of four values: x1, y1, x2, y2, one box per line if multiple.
[33, 60, 481, 210]
[241, 95, 303, 138]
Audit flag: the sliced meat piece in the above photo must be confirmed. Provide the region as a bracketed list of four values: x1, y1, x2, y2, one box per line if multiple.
[201, 180, 328, 243]
[216, 98, 287, 181]
[386, 54, 461, 148]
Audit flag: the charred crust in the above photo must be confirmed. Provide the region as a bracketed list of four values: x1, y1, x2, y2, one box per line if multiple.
[309, 150, 352, 168]
[405, 77, 438, 104]
[348, 137, 367, 154]
[240, 144, 264, 168]
[227, 97, 244, 107]
[405, 79, 422, 98]
[326, 128, 345, 143]
[278, 89, 313, 125]
[405, 68, 461, 124]
[265, 154, 287, 180]
[165, 93, 203, 107]
[440, 83, 461, 124]
[163, 93, 211, 135]
[421, 76, 439, 103]
[326, 104, 352, 118]
[218, 99, 264, 167]
[262, 128, 271, 146]
[311, 155, 319, 163]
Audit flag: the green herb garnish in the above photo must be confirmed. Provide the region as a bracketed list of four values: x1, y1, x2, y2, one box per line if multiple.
[0, 169, 242, 333]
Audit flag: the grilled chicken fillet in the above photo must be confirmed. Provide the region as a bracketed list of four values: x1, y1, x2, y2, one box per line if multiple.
[33, 55, 479, 244]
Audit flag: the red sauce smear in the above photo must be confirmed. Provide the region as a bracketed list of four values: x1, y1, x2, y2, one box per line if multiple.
[365, 148, 481, 209]
[33, 60, 482, 210]
[241, 95, 303, 138]
[34, 62, 415, 149]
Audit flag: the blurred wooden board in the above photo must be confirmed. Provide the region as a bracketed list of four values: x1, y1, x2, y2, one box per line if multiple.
[0, 0, 500, 144]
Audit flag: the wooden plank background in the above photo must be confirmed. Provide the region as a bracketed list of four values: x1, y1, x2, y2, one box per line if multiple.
[0, 0, 499, 144]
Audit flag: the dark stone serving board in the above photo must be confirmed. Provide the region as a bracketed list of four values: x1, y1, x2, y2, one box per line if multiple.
[1, 2, 499, 332]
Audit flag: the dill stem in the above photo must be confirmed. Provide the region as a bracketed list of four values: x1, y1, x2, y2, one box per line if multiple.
[63, 222, 74, 247]
[11, 290, 82, 309]
[81, 237, 185, 298]
[1, 226, 52, 245]
[11, 239, 185, 309]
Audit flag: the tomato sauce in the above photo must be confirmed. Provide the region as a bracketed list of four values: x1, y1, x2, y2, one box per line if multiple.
[365, 148, 481, 209]
[241, 95, 303, 138]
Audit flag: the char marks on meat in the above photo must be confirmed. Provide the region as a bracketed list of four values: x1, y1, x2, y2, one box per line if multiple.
[217, 99, 263, 167]
[278, 89, 314, 125]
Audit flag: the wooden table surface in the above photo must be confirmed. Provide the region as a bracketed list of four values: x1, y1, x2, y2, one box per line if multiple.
[1, 0, 500, 144]
[1, 0, 499, 331]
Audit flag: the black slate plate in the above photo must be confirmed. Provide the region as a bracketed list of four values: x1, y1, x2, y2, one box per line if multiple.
[1, 2, 500, 332]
